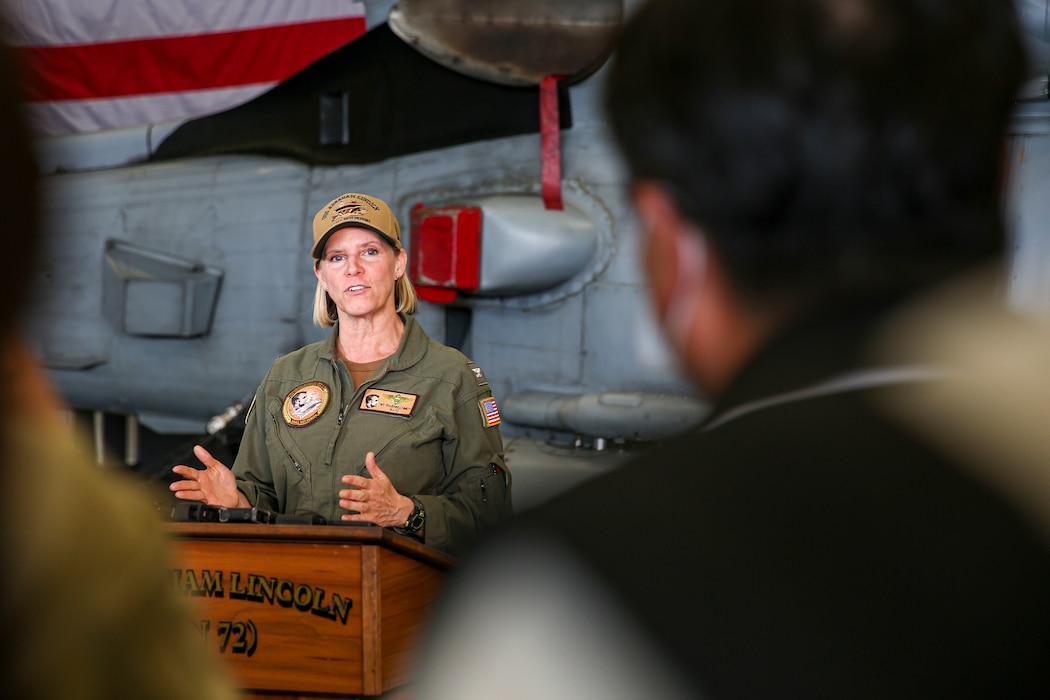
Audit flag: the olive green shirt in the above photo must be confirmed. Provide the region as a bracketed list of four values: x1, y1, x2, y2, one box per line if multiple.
[233, 314, 511, 556]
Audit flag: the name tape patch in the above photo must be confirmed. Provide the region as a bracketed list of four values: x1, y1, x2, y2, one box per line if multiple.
[360, 389, 418, 417]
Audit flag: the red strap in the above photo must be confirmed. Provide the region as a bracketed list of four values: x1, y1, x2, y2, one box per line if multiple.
[540, 74, 564, 211]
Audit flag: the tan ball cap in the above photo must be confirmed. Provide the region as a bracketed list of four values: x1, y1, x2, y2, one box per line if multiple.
[312, 193, 401, 259]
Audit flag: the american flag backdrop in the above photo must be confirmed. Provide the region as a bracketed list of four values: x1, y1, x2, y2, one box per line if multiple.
[3, 0, 368, 136]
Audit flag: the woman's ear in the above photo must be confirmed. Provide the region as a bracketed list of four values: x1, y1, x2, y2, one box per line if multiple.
[395, 247, 408, 279]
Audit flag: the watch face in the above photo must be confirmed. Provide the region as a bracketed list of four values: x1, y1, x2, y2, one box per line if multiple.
[405, 500, 425, 532]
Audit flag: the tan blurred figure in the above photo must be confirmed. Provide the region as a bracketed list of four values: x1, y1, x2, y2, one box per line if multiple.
[0, 13, 239, 700]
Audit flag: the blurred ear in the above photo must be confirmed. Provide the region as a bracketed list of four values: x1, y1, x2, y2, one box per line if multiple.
[630, 180, 761, 395]
[631, 180, 697, 319]
[2, 334, 67, 426]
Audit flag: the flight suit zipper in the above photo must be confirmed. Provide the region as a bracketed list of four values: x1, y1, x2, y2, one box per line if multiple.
[324, 360, 392, 471]
[270, 413, 303, 473]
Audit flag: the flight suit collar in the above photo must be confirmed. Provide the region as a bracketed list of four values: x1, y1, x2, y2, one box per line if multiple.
[320, 313, 428, 371]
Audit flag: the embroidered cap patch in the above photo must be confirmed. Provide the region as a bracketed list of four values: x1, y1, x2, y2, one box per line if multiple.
[479, 397, 502, 427]
[360, 389, 418, 417]
[282, 381, 330, 427]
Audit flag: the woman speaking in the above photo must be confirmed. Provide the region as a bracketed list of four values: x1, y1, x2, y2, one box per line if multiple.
[171, 193, 512, 556]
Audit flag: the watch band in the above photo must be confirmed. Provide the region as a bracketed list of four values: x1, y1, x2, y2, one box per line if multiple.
[397, 497, 425, 534]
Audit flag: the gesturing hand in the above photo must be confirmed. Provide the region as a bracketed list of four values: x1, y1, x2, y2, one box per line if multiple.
[339, 451, 414, 527]
[169, 444, 246, 508]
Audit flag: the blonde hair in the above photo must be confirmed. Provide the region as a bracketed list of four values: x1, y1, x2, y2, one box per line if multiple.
[312, 274, 419, 327]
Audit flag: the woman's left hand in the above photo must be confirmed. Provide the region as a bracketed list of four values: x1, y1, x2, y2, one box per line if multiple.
[338, 451, 415, 527]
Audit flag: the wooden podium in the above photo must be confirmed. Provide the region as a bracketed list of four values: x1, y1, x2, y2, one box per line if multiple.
[167, 522, 456, 699]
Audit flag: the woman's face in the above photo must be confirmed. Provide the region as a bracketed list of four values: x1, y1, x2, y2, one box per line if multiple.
[315, 227, 406, 322]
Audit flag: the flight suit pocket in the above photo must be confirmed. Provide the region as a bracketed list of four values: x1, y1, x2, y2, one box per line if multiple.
[266, 398, 315, 510]
[365, 407, 445, 495]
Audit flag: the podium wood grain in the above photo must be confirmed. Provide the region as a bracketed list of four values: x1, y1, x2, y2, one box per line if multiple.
[167, 523, 455, 698]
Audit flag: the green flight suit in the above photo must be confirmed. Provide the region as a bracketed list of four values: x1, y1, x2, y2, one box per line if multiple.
[233, 313, 512, 556]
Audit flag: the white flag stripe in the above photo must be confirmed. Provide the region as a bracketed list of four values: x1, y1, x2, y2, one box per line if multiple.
[26, 84, 276, 137]
[10, 0, 368, 136]
[7, 0, 367, 46]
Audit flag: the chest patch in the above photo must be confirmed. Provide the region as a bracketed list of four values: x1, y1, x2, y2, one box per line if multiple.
[282, 381, 331, 427]
[359, 389, 418, 417]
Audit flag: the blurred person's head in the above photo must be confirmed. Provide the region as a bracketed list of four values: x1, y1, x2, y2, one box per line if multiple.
[607, 0, 1026, 302]
[0, 12, 46, 693]
[605, 0, 1026, 392]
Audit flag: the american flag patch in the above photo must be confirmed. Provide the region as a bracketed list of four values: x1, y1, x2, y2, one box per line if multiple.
[479, 397, 502, 427]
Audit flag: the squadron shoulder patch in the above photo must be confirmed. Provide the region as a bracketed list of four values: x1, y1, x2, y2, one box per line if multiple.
[467, 362, 489, 387]
[479, 397, 502, 427]
[282, 381, 330, 427]
[360, 389, 418, 417]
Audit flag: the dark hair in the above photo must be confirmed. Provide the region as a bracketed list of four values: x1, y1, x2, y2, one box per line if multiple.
[605, 0, 1026, 307]
[0, 32, 40, 334]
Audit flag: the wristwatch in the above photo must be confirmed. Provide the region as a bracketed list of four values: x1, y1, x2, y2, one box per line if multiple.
[396, 497, 425, 535]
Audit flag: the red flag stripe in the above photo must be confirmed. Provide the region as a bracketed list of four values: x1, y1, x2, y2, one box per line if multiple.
[16, 17, 366, 102]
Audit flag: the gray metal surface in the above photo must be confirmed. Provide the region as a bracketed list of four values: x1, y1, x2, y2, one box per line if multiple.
[388, 0, 622, 85]
[23, 0, 1050, 507]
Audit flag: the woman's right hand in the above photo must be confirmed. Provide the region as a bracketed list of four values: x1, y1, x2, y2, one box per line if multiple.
[169, 444, 248, 508]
